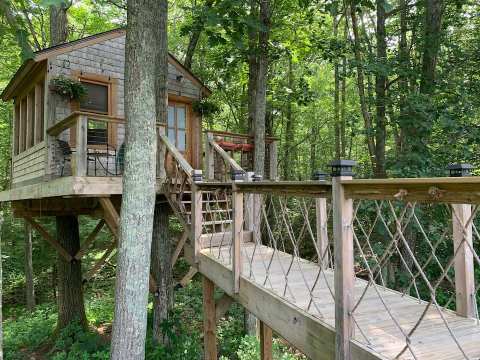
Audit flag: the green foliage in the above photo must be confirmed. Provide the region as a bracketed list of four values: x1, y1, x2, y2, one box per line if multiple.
[227, 335, 307, 360]
[50, 76, 88, 101]
[192, 98, 221, 117]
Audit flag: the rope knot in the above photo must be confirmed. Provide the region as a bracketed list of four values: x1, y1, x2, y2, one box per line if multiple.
[394, 189, 408, 200]
[428, 186, 445, 200]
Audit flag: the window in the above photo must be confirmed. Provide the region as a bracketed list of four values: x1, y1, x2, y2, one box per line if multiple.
[167, 103, 187, 152]
[80, 81, 109, 114]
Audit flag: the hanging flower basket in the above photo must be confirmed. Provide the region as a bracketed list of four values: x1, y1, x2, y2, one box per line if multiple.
[50, 75, 87, 101]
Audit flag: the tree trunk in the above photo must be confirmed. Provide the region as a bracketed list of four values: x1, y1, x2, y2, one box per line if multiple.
[397, 0, 409, 155]
[420, 0, 443, 95]
[0, 214, 4, 360]
[110, 0, 159, 357]
[247, 0, 258, 135]
[0, 0, 34, 60]
[184, 0, 214, 70]
[49, 2, 69, 46]
[24, 221, 35, 311]
[253, 0, 269, 177]
[56, 216, 87, 331]
[374, 0, 387, 178]
[350, 5, 376, 172]
[283, 55, 294, 179]
[150, 203, 174, 344]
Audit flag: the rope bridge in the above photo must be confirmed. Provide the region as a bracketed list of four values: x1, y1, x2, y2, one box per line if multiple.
[192, 166, 480, 360]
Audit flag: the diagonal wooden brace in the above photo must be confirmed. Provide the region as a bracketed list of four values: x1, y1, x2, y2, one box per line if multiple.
[24, 215, 73, 262]
[83, 240, 116, 282]
[171, 230, 189, 268]
[98, 197, 120, 239]
[74, 219, 105, 260]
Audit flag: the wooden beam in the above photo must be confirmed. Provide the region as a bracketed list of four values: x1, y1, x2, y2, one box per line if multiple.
[171, 230, 188, 268]
[99, 197, 120, 239]
[191, 184, 202, 261]
[260, 321, 273, 360]
[179, 266, 198, 287]
[24, 215, 72, 262]
[215, 293, 234, 322]
[268, 141, 278, 181]
[452, 204, 475, 317]
[203, 276, 217, 360]
[34, 83, 43, 144]
[205, 132, 215, 180]
[316, 197, 329, 268]
[332, 176, 354, 360]
[84, 241, 116, 282]
[74, 114, 88, 176]
[74, 219, 105, 260]
[232, 186, 243, 293]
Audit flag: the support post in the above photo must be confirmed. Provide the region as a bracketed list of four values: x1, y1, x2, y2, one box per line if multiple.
[191, 181, 203, 261]
[232, 179, 244, 294]
[313, 171, 329, 269]
[331, 160, 355, 360]
[260, 321, 273, 360]
[203, 276, 217, 360]
[74, 114, 88, 176]
[205, 132, 215, 180]
[448, 163, 476, 318]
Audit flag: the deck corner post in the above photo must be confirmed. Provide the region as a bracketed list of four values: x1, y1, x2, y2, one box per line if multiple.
[313, 171, 329, 269]
[448, 163, 476, 318]
[205, 132, 215, 180]
[331, 160, 356, 360]
[203, 275, 217, 360]
[74, 114, 88, 177]
[232, 177, 244, 294]
[268, 141, 278, 181]
[191, 181, 203, 262]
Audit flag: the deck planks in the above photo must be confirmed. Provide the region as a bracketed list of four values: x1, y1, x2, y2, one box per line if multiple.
[203, 243, 480, 360]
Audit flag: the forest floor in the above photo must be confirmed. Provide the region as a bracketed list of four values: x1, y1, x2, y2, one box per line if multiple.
[3, 258, 305, 360]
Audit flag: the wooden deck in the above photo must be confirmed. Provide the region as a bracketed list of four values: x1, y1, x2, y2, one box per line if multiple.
[198, 243, 480, 360]
[0, 176, 165, 202]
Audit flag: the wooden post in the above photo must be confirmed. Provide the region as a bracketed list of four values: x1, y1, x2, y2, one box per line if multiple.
[331, 160, 355, 360]
[314, 171, 329, 269]
[191, 183, 203, 261]
[244, 172, 255, 233]
[268, 141, 278, 181]
[34, 83, 43, 144]
[452, 203, 475, 317]
[260, 321, 273, 360]
[232, 183, 244, 293]
[26, 92, 34, 148]
[205, 132, 215, 180]
[203, 276, 217, 360]
[75, 115, 88, 176]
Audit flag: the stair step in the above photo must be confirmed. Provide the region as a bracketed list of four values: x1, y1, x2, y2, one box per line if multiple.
[185, 209, 232, 215]
[187, 220, 233, 226]
[181, 199, 229, 204]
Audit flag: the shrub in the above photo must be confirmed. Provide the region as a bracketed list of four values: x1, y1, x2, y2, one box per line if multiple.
[50, 76, 87, 101]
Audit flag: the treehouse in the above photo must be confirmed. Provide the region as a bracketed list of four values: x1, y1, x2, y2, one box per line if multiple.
[3, 29, 480, 360]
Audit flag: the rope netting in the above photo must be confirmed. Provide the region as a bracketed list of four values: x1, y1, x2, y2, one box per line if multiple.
[351, 199, 480, 359]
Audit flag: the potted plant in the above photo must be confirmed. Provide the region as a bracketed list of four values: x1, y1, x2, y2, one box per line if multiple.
[50, 75, 87, 101]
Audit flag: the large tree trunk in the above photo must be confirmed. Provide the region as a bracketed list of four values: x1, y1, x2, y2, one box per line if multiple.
[374, 0, 387, 178]
[247, 0, 258, 135]
[49, 1, 69, 46]
[110, 0, 159, 357]
[350, 5, 376, 172]
[150, 204, 174, 344]
[420, 0, 443, 95]
[56, 216, 87, 331]
[24, 222, 35, 311]
[253, 0, 269, 177]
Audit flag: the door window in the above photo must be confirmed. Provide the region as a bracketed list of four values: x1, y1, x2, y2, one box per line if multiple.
[167, 103, 187, 152]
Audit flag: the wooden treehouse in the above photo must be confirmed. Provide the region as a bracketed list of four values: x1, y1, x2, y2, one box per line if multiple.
[3, 29, 480, 360]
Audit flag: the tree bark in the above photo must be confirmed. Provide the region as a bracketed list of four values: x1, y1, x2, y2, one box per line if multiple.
[0, 214, 4, 360]
[247, 0, 258, 135]
[420, 0, 443, 95]
[49, 1, 69, 46]
[253, 0, 270, 177]
[350, 4, 376, 172]
[24, 221, 35, 311]
[333, 11, 341, 160]
[110, 0, 159, 357]
[150, 203, 174, 344]
[374, 0, 387, 178]
[56, 216, 87, 331]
